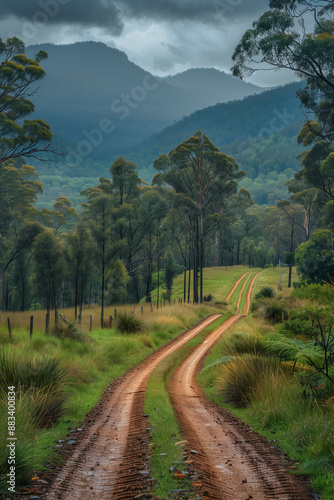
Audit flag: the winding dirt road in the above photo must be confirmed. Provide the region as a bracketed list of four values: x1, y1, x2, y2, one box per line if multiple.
[44, 315, 221, 500]
[36, 272, 315, 499]
[169, 272, 314, 499]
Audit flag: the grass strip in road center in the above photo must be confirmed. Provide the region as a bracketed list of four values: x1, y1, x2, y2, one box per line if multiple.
[143, 313, 230, 498]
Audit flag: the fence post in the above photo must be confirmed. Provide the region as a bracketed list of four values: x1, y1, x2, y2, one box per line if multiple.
[109, 315, 113, 328]
[90, 315, 93, 331]
[29, 316, 33, 338]
[141, 306, 143, 315]
[7, 318, 12, 342]
[114, 308, 117, 320]
[45, 312, 50, 333]
[78, 314, 81, 325]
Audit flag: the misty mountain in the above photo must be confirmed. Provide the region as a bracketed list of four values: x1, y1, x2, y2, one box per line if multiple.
[126, 82, 305, 177]
[26, 41, 261, 151]
[164, 68, 260, 108]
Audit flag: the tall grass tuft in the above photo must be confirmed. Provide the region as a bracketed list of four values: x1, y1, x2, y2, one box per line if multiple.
[255, 286, 275, 299]
[0, 350, 68, 392]
[217, 354, 283, 407]
[222, 332, 268, 356]
[116, 311, 144, 334]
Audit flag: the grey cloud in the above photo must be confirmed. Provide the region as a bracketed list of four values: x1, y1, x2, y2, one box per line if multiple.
[1, 0, 123, 35]
[1, 0, 272, 32]
[116, 0, 270, 23]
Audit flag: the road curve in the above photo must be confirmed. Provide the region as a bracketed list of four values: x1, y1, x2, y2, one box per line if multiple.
[45, 314, 221, 500]
[169, 273, 314, 499]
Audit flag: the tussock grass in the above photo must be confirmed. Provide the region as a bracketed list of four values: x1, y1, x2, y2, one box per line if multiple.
[221, 332, 268, 357]
[217, 355, 284, 408]
[116, 311, 145, 334]
[199, 304, 334, 500]
[255, 286, 275, 299]
[50, 321, 89, 342]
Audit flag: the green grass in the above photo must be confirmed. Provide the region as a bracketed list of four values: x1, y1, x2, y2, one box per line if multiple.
[149, 266, 257, 304]
[252, 266, 299, 299]
[0, 301, 224, 494]
[144, 313, 229, 498]
[198, 312, 334, 500]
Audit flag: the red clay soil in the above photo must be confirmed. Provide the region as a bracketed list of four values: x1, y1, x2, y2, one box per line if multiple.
[40, 315, 221, 500]
[225, 272, 250, 303]
[168, 273, 315, 499]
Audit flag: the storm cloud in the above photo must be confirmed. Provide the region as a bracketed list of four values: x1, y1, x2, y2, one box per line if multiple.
[117, 0, 269, 23]
[0, 0, 297, 86]
[1, 0, 269, 31]
[1, 0, 124, 34]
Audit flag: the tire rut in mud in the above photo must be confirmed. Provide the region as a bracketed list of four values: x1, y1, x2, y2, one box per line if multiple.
[39, 315, 221, 499]
[168, 274, 315, 500]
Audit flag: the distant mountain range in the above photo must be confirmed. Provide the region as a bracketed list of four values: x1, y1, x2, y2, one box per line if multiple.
[26, 41, 261, 152]
[126, 82, 305, 180]
[24, 41, 307, 206]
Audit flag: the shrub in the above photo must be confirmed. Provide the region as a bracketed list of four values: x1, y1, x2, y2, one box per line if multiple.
[116, 311, 144, 334]
[0, 350, 69, 428]
[221, 332, 268, 357]
[257, 298, 288, 323]
[21, 387, 67, 428]
[217, 354, 283, 408]
[255, 286, 275, 299]
[50, 321, 89, 342]
[250, 373, 301, 428]
[0, 351, 68, 393]
[203, 294, 214, 302]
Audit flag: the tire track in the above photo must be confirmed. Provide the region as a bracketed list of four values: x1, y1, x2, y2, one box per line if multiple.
[225, 272, 250, 303]
[44, 314, 221, 500]
[169, 273, 314, 499]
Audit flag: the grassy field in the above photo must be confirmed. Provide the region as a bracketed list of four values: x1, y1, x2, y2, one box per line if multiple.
[0, 301, 225, 492]
[251, 266, 299, 298]
[150, 266, 261, 304]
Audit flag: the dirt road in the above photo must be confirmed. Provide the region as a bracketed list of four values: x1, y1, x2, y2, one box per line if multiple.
[39, 273, 314, 499]
[44, 315, 221, 500]
[169, 273, 313, 499]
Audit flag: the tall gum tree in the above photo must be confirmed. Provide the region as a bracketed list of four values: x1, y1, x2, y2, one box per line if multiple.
[153, 131, 244, 303]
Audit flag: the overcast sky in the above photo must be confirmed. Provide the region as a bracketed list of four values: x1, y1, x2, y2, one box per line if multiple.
[0, 0, 300, 86]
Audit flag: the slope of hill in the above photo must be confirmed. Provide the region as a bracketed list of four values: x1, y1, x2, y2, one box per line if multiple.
[25, 42, 261, 152]
[164, 68, 261, 108]
[128, 82, 303, 166]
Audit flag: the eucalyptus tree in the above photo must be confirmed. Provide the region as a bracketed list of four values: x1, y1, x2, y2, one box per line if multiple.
[32, 229, 65, 323]
[153, 132, 244, 302]
[80, 190, 114, 327]
[0, 37, 53, 164]
[66, 224, 96, 321]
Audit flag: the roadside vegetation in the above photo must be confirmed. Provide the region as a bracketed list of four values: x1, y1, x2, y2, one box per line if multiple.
[199, 268, 334, 499]
[0, 301, 221, 493]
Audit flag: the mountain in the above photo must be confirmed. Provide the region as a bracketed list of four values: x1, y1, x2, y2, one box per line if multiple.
[25, 42, 261, 152]
[126, 82, 304, 170]
[164, 68, 260, 108]
[123, 82, 306, 204]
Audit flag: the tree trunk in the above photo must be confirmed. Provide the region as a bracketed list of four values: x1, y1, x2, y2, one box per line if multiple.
[145, 256, 152, 303]
[101, 254, 105, 328]
[288, 263, 292, 288]
[214, 230, 220, 267]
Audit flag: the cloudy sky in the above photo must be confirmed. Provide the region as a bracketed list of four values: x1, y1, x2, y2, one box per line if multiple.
[1, 0, 299, 86]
